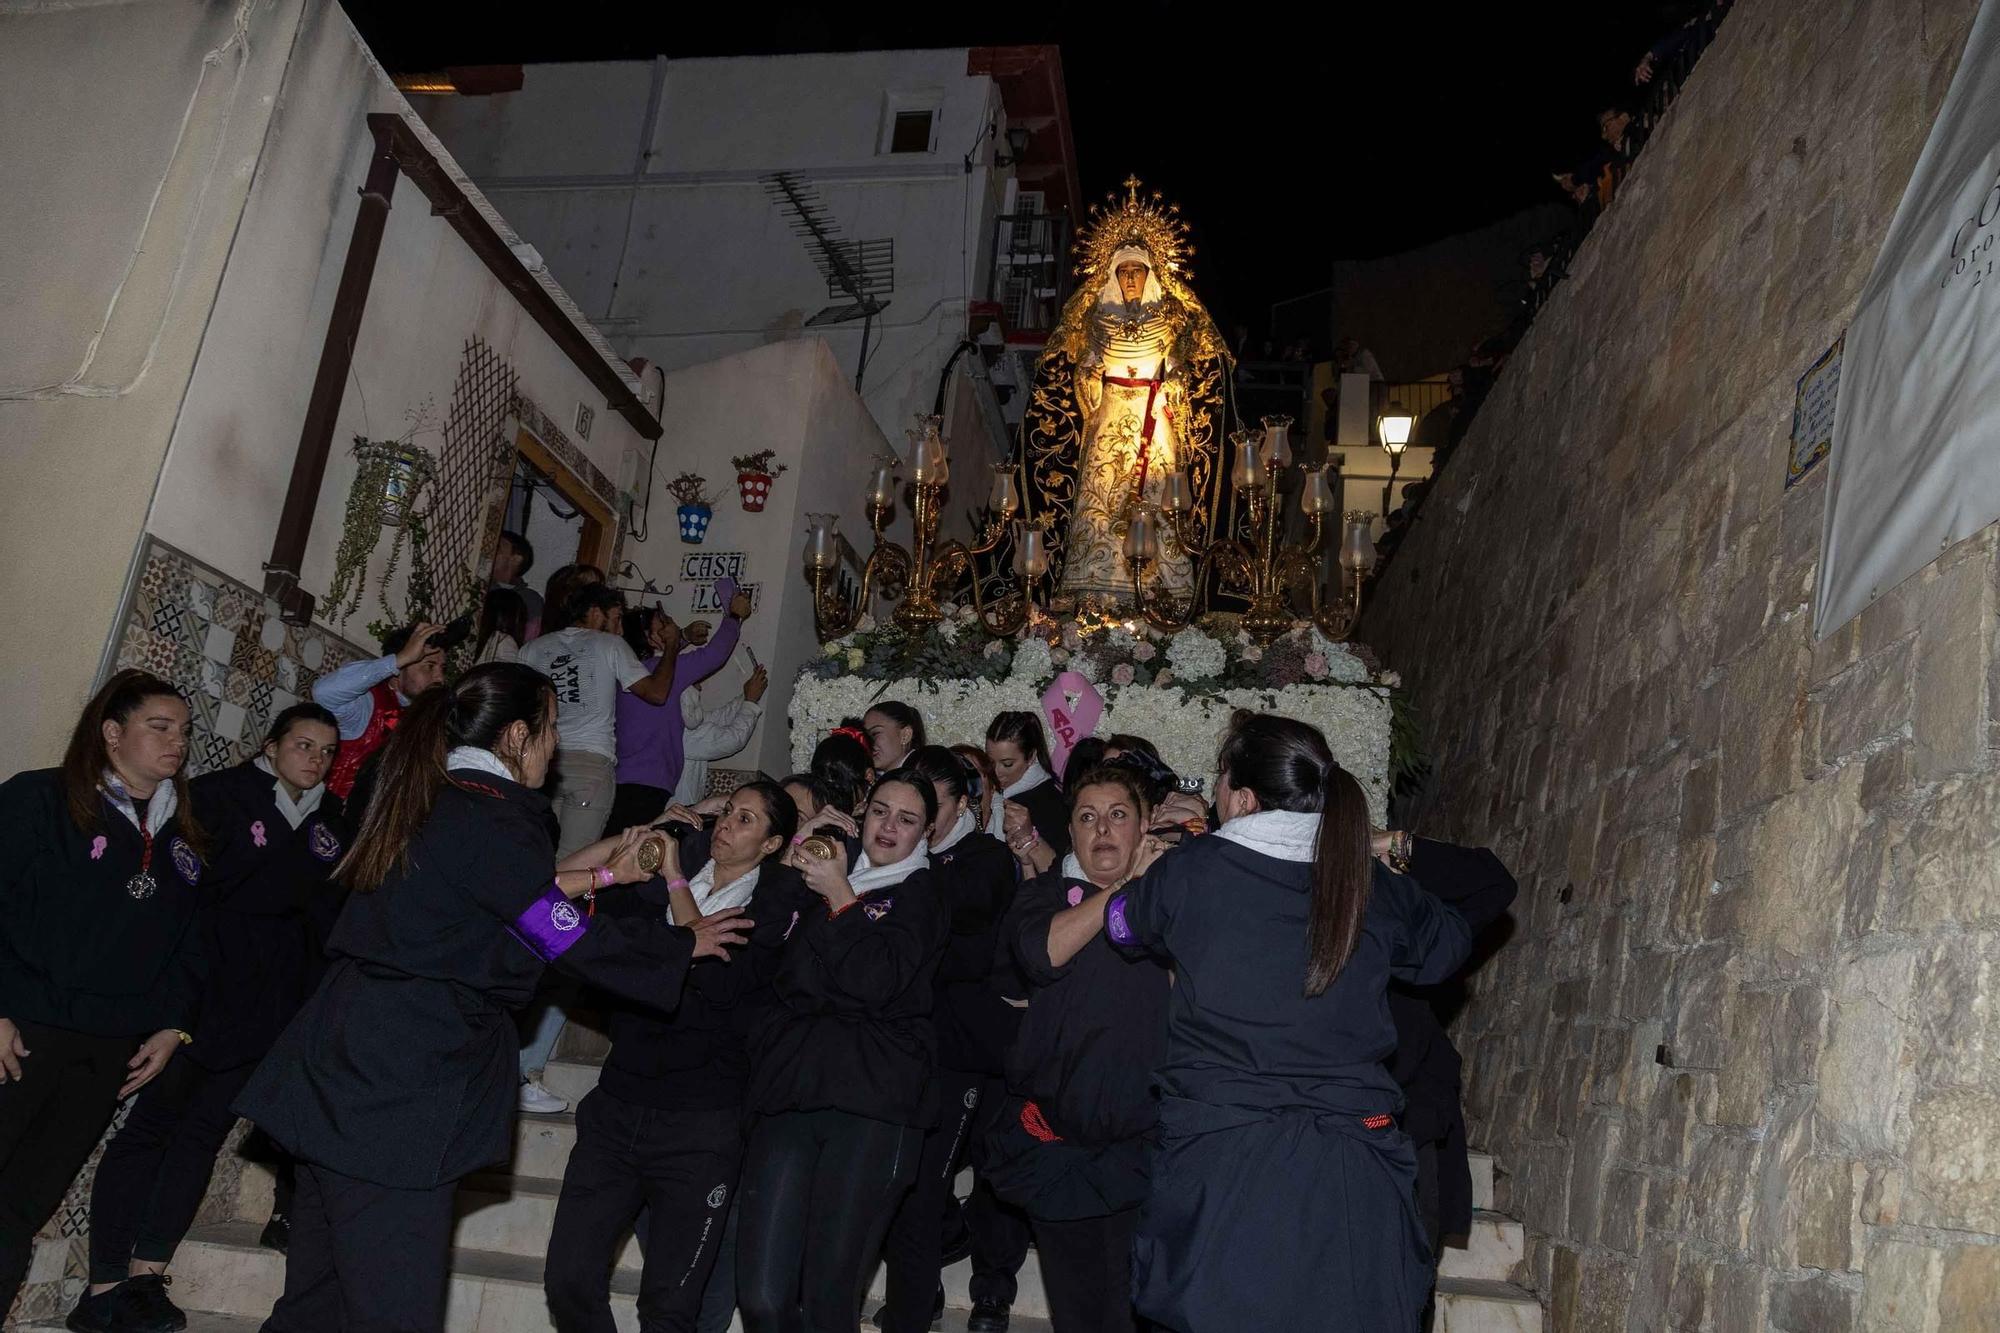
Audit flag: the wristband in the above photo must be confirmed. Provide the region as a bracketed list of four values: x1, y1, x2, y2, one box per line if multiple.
[792, 833, 808, 846]
[592, 865, 616, 890]
[828, 897, 858, 918]
[666, 877, 692, 893]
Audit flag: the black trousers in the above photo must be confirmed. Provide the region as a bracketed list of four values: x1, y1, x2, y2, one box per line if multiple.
[0, 1019, 133, 1316]
[958, 1075, 1031, 1308]
[735, 1108, 920, 1333]
[879, 1068, 1033, 1331]
[546, 1091, 740, 1333]
[88, 1056, 255, 1282]
[260, 1162, 456, 1333]
[606, 784, 671, 838]
[1032, 1209, 1142, 1333]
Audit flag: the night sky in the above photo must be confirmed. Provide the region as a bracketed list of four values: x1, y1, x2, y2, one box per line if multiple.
[341, 2, 1684, 334]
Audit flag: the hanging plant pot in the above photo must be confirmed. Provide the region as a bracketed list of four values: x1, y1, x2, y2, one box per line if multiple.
[678, 503, 714, 544]
[738, 471, 775, 512]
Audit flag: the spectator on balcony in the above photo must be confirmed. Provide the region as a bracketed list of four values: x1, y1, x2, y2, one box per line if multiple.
[1332, 337, 1384, 382]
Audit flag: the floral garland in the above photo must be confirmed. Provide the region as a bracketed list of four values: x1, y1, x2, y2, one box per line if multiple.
[791, 609, 1414, 823]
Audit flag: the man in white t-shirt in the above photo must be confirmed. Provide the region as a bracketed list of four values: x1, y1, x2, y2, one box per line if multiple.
[517, 583, 679, 857]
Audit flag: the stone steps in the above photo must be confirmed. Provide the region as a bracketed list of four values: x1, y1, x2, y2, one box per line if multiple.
[170, 1056, 1538, 1333]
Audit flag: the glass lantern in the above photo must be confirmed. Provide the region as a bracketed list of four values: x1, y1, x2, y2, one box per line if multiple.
[1015, 524, 1049, 578]
[989, 466, 1021, 517]
[1122, 507, 1161, 564]
[804, 515, 840, 572]
[867, 461, 897, 508]
[1339, 511, 1377, 574]
[1230, 430, 1264, 490]
[1261, 415, 1294, 469]
[1300, 465, 1335, 516]
[1161, 470, 1193, 513]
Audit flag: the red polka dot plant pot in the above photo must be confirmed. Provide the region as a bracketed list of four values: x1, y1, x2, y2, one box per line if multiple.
[738, 472, 774, 512]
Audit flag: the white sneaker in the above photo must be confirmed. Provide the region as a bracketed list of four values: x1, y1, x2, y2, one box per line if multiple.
[518, 1078, 568, 1114]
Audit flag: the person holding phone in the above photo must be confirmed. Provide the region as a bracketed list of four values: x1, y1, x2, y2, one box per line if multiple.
[310, 621, 453, 800]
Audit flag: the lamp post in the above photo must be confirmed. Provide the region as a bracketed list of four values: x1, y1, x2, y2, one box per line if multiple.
[1378, 401, 1414, 516]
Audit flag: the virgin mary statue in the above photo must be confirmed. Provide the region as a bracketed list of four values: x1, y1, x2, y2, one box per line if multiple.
[1020, 178, 1231, 604]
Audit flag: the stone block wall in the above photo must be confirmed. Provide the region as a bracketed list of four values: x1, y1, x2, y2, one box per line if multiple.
[1359, 0, 1997, 1328]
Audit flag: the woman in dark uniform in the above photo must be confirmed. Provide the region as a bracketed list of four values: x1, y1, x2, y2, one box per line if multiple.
[0, 671, 209, 1323]
[735, 770, 946, 1333]
[544, 779, 812, 1333]
[877, 747, 1024, 1333]
[986, 766, 1165, 1333]
[986, 712, 1068, 871]
[236, 663, 749, 1333]
[1103, 713, 1474, 1332]
[77, 704, 347, 1333]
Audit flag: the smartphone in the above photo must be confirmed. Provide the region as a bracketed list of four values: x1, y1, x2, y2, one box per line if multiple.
[429, 613, 475, 651]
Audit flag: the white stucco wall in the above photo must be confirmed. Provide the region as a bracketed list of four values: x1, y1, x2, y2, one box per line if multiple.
[0, 0, 310, 767]
[148, 8, 648, 645]
[410, 51, 1010, 455]
[618, 338, 894, 777]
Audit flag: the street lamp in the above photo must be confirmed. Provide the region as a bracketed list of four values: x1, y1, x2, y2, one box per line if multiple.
[1377, 401, 1414, 515]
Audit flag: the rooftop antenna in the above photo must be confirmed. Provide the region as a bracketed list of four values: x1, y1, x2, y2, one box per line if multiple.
[762, 171, 895, 391]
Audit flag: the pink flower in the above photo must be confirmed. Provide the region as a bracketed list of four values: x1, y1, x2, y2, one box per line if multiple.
[1132, 641, 1157, 662]
[1061, 624, 1083, 650]
[1066, 885, 1085, 906]
[1154, 669, 1174, 686]
[1304, 651, 1329, 680]
[1111, 662, 1136, 686]
[1051, 647, 1070, 665]
[90, 835, 108, 861]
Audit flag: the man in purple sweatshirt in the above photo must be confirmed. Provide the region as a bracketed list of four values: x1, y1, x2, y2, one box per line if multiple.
[604, 581, 753, 834]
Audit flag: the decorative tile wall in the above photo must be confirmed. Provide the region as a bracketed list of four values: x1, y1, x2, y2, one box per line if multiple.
[8, 537, 371, 1325]
[116, 538, 370, 776]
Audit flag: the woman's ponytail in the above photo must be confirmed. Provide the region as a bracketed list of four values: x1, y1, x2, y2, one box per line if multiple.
[337, 687, 453, 891]
[1303, 761, 1372, 997]
[336, 661, 555, 891]
[1216, 710, 1373, 996]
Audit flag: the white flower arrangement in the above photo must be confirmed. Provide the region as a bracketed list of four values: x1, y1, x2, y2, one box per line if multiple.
[1166, 626, 1227, 680]
[790, 672, 1394, 823]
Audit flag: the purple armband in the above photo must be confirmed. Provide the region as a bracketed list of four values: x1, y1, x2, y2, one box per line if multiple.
[1105, 890, 1137, 946]
[509, 883, 589, 962]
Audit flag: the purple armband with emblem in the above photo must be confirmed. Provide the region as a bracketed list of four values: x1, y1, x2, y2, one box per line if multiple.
[509, 883, 589, 962]
[1104, 890, 1137, 947]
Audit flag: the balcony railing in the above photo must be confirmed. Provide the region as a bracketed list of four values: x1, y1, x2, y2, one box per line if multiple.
[988, 212, 1072, 342]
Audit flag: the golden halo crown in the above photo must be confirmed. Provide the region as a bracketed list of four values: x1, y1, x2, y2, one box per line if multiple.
[1074, 175, 1195, 287]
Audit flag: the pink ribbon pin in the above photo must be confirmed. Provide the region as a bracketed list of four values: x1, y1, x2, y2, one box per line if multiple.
[1039, 670, 1104, 778]
[251, 821, 267, 848]
[90, 835, 107, 861]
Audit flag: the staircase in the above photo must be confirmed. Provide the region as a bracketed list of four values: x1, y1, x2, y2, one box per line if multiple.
[45, 1054, 1545, 1332]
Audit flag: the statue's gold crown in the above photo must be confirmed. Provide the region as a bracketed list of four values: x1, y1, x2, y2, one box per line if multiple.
[1074, 175, 1195, 286]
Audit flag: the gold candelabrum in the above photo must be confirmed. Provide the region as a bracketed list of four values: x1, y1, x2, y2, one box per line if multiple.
[803, 416, 1044, 640]
[804, 415, 1376, 644]
[1126, 416, 1379, 641]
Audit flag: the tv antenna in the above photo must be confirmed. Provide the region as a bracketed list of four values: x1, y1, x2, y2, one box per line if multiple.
[763, 171, 895, 391]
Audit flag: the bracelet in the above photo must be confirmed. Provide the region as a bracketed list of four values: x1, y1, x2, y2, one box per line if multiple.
[592, 865, 616, 890]
[792, 833, 808, 845]
[666, 877, 691, 893]
[828, 897, 858, 918]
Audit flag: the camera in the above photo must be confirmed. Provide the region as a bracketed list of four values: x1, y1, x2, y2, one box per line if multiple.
[427, 613, 475, 652]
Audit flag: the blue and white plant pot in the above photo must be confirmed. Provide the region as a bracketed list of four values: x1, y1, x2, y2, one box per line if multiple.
[677, 503, 713, 544]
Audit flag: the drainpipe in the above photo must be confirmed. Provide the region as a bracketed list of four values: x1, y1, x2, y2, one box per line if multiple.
[263, 119, 402, 624]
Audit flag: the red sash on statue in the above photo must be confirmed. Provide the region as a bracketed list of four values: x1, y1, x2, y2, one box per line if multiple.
[1105, 361, 1169, 503]
[327, 680, 403, 800]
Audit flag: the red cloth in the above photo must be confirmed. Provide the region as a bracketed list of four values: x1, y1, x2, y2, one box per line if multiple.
[327, 680, 401, 800]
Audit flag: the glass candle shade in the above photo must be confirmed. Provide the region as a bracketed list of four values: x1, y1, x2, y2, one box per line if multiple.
[1340, 511, 1377, 574]
[989, 467, 1021, 516]
[1161, 470, 1193, 513]
[1300, 465, 1335, 515]
[1016, 524, 1049, 578]
[1122, 508, 1160, 564]
[1261, 415, 1294, 469]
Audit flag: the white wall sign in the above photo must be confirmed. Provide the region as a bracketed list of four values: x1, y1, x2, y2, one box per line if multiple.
[1788, 335, 1843, 489]
[678, 549, 749, 584]
[1817, 1, 2000, 635]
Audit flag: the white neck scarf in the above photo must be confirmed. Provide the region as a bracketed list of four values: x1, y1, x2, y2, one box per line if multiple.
[689, 859, 763, 915]
[849, 841, 931, 895]
[101, 770, 176, 836]
[930, 808, 976, 856]
[1061, 851, 1087, 881]
[989, 761, 1054, 837]
[1003, 760, 1052, 800]
[446, 747, 516, 782]
[1214, 809, 1321, 863]
[254, 755, 326, 829]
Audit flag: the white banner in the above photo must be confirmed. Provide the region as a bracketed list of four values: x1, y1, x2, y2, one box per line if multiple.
[1817, 1, 2000, 636]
